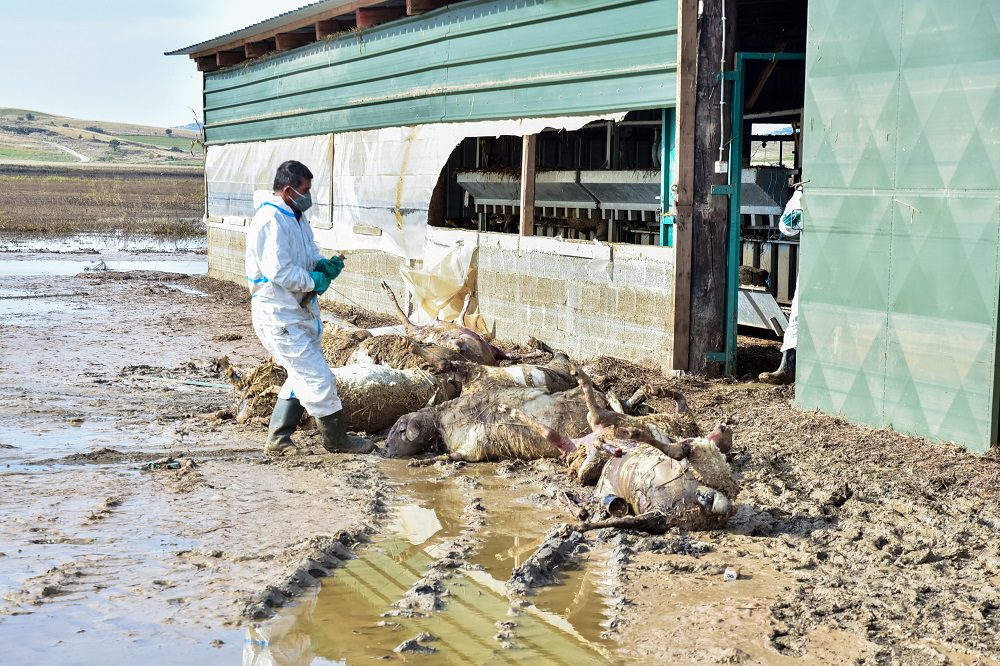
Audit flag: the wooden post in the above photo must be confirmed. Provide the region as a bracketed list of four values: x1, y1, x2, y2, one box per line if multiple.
[519, 134, 537, 236]
[688, 0, 736, 375]
[671, 0, 698, 372]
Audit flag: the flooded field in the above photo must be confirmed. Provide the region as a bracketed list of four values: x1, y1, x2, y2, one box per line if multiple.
[1, 237, 999, 665]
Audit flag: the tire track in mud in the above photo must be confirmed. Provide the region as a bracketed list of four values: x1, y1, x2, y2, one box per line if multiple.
[247, 462, 623, 663]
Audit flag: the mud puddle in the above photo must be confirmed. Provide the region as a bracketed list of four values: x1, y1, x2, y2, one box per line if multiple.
[0, 233, 205, 254]
[250, 465, 618, 664]
[0, 258, 207, 276]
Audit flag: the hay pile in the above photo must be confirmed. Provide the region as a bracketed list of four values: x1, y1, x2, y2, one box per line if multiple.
[322, 328, 372, 366]
[218, 358, 288, 424]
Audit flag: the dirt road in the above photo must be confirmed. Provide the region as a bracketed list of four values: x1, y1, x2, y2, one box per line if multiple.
[1, 245, 998, 664]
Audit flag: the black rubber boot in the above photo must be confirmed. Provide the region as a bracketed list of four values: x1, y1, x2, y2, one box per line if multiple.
[759, 348, 796, 385]
[264, 397, 305, 455]
[316, 411, 374, 454]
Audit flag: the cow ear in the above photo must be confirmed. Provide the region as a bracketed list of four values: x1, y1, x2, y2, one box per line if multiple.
[405, 419, 421, 441]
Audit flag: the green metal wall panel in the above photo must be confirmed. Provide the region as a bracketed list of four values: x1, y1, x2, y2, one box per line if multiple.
[202, 0, 678, 144]
[799, 0, 1000, 451]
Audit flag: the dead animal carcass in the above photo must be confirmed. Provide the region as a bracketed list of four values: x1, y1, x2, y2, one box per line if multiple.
[334, 364, 458, 433]
[503, 402, 738, 530]
[381, 282, 514, 365]
[224, 360, 456, 433]
[384, 387, 603, 461]
[322, 328, 463, 371]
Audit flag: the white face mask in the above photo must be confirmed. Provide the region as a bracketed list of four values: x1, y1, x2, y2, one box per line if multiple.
[289, 187, 313, 213]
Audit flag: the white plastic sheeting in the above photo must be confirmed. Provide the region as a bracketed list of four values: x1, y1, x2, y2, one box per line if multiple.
[322, 115, 622, 259]
[205, 114, 624, 259]
[400, 234, 480, 328]
[205, 134, 334, 227]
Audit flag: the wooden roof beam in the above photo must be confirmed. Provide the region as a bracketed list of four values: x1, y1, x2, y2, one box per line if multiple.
[245, 40, 274, 58]
[275, 31, 315, 51]
[217, 50, 246, 67]
[316, 19, 350, 39]
[196, 55, 220, 72]
[406, 0, 450, 14]
[356, 6, 406, 28]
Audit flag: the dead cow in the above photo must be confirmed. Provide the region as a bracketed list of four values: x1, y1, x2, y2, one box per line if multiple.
[381, 282, 516, 366]
[573, 365, 708, 446]
[334, 364, 459, 433]
[501, 403, 738, 530]
[383, 387, 603, 461]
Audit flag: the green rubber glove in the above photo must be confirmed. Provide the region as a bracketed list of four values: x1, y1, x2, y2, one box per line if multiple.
[316, 256, 344, 281]
[309, 271, 331, 295]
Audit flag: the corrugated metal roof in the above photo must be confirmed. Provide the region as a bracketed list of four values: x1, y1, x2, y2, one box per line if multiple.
[165, 0, 396, 56]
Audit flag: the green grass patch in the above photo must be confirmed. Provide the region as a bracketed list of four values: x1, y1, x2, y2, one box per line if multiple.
[120, 134, 199, 150]
[0, 146, 76, 162]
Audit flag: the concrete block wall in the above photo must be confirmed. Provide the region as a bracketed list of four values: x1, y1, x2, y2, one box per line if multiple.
[475, 233, 675, 368]
[207, 224, 676, 368]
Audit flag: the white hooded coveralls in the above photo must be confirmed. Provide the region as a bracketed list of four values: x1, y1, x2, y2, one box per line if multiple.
[778, 188, 802, 353]
[245, 192, 342, 418]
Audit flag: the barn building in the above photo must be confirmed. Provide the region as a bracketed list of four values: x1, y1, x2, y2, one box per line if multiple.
[170, 0, 999, 452]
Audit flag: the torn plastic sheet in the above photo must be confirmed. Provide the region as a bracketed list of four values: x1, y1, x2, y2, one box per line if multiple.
[321, 114, 625, 260]
[400, 234, 486, 330]
[205, 134, 334, 228]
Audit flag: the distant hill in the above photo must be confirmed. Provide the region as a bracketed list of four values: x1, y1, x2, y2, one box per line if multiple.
[0, 108, 204, 167]
[175, 121, 204, 132]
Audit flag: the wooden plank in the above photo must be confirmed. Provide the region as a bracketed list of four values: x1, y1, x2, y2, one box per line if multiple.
[519, 134, 537, 237]
[671, 0, 698, 372]
[244, 40, 272, 58]
[746, 45, 784, 111]
[189, 1, 386, 58]
[196, 55, 220, 72]
[315, 19, 344, 39]
[216, 50, 246, 67]
[275, 32, 314, 51]
[687, 0, 736, 375]
[407, 0, 450, 14]
[356, 6, 406, 28]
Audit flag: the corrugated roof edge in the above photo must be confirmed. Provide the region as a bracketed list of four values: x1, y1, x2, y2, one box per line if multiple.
[165, 0, 378, 56]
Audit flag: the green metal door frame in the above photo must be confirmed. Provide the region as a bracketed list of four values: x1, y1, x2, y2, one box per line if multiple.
[660, 107, 677, 247]
[709, 51, 806, 375]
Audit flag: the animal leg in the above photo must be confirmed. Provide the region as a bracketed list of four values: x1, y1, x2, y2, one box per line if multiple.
[497, 404, 576, 455]
[644, 383, 688, 414]
[570, 363, 620, 432]
[458, 291, 473, 321]
[607, 390, 626, 415]
[380, 282, 416, 332]
[623, 387, 647, 412]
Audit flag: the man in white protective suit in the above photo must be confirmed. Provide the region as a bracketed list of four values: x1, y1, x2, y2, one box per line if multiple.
[245, 160, 373, 455]
[759, 184, 803, 385]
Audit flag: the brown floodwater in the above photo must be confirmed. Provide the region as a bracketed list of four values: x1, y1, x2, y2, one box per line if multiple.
[246, 469, 619, 664]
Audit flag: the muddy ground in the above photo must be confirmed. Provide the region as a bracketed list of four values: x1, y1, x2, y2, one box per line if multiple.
[1, 250, 998, 665]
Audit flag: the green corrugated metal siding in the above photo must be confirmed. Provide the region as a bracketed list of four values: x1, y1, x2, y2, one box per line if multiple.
[202, 0, 678, 144]
[799, 0, 1000, 451]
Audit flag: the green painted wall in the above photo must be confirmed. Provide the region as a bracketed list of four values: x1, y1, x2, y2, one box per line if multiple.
[202, 0, 678, 145]
[798, 0, 1000, 451]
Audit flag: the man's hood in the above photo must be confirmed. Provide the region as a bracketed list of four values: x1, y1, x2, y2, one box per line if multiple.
[253, 190, 294, 214]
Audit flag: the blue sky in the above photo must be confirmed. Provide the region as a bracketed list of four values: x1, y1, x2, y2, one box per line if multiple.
[0, 0, 307, 127]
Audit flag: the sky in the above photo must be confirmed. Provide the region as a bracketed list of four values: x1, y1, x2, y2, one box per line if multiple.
[0, 0, 309, 128]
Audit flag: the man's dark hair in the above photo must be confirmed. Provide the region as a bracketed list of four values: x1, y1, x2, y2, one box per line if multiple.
[273, 160, 314, 191]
